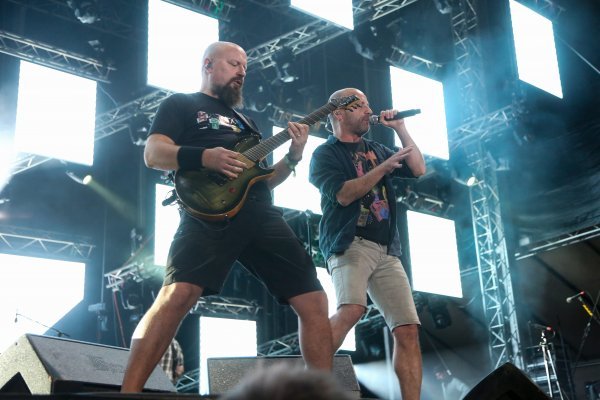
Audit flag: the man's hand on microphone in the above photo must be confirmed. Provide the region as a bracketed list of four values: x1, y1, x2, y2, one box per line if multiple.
[379, 109, 406, 130]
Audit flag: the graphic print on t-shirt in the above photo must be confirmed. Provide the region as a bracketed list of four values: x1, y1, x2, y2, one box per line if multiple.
[351, 147, 390, 228]
[196, 111, 245, 133]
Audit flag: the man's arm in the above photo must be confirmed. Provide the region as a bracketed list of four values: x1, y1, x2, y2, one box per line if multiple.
[265, 121, 309, 190]
[379, 110, 426, 177]
[144, 134, 247, 179]
[335, 146, 414, 206]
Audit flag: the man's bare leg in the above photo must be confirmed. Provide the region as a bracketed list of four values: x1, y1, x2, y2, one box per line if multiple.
[121, 282, 203, 392]
[289, 290, 334, 370]
[329, 304, 364, 351]
[392, 324, 422, 400]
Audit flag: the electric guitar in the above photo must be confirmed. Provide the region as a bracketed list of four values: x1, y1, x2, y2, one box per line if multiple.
[174, 95, 359, 221]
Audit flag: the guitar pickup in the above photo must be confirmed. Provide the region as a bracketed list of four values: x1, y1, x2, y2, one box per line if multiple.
[208, 172, 228, 186]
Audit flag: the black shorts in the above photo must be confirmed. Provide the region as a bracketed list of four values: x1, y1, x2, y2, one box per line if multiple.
[164, 196, 322, 304]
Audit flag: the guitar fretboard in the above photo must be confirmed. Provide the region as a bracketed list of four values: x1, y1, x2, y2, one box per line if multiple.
[241, 102, 338, 162]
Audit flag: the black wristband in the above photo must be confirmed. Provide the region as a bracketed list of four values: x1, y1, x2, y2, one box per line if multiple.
[177, 146, 205, 170]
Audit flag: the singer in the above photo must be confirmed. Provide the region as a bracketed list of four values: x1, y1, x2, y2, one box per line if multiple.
[309, 88, 426, 400]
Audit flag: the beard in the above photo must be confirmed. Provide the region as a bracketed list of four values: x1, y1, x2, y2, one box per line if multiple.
[214, 80, 244, 108]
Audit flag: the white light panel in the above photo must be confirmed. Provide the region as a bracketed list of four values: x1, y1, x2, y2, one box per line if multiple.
[154, 183, 180, 266]
[272, 127, 325, 215]
[390, 67, 449, 160]
[148, 0, 219, 93]
[316, 267, 355, 351]
[406, 211, 462, 298]
[509, 0, 563, 98]
[14, 61, 97, 166]
[0, 254, 85, 352]
[291, 0, 354, 30]
[199, 316, 256, 394]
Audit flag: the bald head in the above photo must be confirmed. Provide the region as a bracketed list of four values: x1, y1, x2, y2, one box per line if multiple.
[328, 88, 371, 140]
[201, 41, 247, 107]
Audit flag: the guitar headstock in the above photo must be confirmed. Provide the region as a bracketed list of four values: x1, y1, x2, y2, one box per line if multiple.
[330, 95, 360, 112]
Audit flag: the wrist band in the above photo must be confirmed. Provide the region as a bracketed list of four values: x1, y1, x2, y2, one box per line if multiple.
[177, 146, 205, 170]
[283, 154, 299, 176]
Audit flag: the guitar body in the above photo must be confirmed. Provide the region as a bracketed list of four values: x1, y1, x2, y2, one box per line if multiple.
[174, 136, 274, 221]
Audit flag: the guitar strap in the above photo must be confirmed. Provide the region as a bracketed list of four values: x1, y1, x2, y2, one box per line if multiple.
[232, 109, 262, 138]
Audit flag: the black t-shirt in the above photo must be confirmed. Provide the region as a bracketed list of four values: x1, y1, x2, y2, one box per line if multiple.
[342, 140, 390, 245]
[149, 92, 271, 199]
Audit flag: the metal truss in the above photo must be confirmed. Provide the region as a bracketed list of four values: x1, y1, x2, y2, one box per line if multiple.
[450, 0, 487, 122]
[164, 0, 236, 22]
[386, 46, 444, 78]
[0, 225, 94, 261]
[515, 224, 600, 260]
[10, 89, 173, 176]
[104, 255, 161, 292]
[189, 296, 261, 318]
[9, 0, 418, 178]
[451, 0, 523, 371]
[246, 0, 420, 70]
[0, 29, 115, 83]
[466, 143, 523, 370]
[450, 104, 516, 149]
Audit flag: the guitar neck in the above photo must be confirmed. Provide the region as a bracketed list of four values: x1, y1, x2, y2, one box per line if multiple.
[242, 102, 337, 162]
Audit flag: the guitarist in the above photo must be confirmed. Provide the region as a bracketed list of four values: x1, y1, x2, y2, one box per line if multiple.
[121, 41, 333, 392]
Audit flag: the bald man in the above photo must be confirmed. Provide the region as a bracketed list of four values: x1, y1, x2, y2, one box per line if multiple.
[121, 42, 333, 392]
[309, 88, 426, 400]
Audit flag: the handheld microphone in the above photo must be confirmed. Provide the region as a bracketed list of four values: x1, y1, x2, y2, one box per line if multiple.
[369, 109, 421, 125]
[566, 291, 585, 303]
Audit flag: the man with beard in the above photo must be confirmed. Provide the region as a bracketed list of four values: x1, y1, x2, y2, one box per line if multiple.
[309, 88, 426, 400]
[121, 42, 333, 392]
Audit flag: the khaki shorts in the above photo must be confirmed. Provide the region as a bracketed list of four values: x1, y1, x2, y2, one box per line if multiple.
[327, 237, 420, 330]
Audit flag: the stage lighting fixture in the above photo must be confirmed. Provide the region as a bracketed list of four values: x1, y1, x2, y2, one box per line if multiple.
[67, 0, 100, 24]
[245, 82, 271, 113]
[428, 297, 452, 329]
[272, 48, 298, 84]
[390, 66, 449, 160]
[65, 171, 92, 186]
[433, 0, 453, 14]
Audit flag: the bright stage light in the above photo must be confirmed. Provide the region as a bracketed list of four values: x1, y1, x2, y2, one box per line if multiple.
[0, 254, 85, 352]
[0, 135, 14, 193]
[407, 211, 462, 298]
[154, 183, 180, 266]
[14, 61, 97, 166]
[147, 0, 219, 93]
[389, 67, 449, 160]
[509, 0, 562, 98]
[316, 267, 355, 351]
[199, 316, 256, 395]
[272, 127, 325, 215]
[291, 0, 354, 30]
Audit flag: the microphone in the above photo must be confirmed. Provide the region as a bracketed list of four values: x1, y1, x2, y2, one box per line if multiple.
[528, 321, 553, 332]
[566, 291, 585, 303]
[369, 109, 421, 125]
[14, 312, 18, 323]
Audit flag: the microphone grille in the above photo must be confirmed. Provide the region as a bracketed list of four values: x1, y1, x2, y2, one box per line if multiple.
[369, 115, 379, 125]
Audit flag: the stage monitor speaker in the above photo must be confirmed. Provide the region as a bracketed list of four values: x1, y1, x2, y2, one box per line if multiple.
[0, 334, 175, 394]
[207, 355, 360, 397]
[463, 362, 551, 400]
